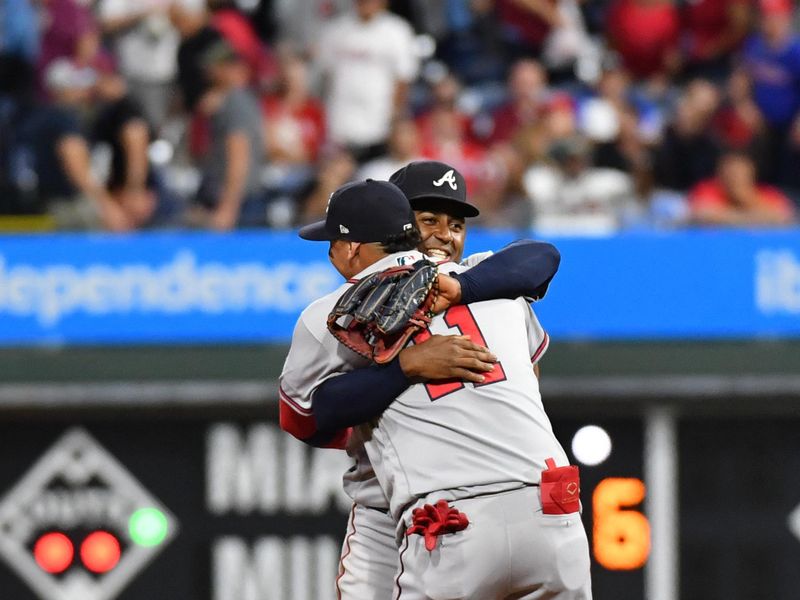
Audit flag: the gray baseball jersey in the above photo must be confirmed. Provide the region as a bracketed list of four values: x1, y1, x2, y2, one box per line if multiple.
[280, 250, 562, 516]
[357, 260, 564, 518]
[338, 250, 497, 513]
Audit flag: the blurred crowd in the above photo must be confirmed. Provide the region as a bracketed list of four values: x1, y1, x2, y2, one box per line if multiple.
[1, 0, 799, 233]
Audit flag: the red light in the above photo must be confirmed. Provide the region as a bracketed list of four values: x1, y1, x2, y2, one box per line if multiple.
[80, 531, 121, 573]
[34, 532, 74, 574]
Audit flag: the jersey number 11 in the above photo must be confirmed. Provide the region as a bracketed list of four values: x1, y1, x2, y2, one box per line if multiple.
[413, 305, 507, 401]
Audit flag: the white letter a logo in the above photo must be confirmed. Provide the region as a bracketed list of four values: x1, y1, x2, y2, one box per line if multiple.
[432, 169, 458, 190]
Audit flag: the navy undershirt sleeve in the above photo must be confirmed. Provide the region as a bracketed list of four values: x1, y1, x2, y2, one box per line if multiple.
[452, 240, 560, 305]
[312, 358, 411, 433]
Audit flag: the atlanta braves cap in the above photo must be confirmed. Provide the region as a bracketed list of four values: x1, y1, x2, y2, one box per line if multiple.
[389, 161, 480, 217]
[298, 179, 416, 242]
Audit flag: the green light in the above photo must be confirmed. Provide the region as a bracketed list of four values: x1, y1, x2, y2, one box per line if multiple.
[129, 508, 168, 547]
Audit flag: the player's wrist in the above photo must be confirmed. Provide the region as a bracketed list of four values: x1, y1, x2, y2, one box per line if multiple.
[397, 346, 423, 381]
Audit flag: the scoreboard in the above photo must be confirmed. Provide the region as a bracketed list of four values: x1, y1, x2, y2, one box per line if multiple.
[0, 409, 799, 600]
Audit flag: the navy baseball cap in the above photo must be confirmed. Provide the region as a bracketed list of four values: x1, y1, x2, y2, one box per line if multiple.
[389, 161, 480, 217]
[298, 179, 416, 242]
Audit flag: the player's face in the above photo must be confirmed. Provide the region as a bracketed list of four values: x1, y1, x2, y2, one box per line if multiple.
[415, 211, 466, 263]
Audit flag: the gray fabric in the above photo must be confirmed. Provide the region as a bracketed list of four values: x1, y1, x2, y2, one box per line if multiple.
[203, 88, 264, 204]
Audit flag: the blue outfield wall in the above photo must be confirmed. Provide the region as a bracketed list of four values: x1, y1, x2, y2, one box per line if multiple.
[0, 229, 798, 346]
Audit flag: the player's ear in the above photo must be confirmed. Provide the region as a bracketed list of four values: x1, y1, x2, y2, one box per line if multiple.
[347, 242, 362, 260]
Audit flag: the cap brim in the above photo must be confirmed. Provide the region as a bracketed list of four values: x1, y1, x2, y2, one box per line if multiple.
[298, 221, 333, 241]
[409, 196, 480, 218]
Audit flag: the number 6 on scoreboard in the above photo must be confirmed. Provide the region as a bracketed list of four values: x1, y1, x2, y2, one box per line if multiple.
[592, 477, 651, 570]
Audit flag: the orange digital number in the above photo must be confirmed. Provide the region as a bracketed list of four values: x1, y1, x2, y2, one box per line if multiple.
[592, 477, 651, 570]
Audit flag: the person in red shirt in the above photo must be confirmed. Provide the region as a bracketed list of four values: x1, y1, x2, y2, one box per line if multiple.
[495, 0, 560, 57]
[689, 150, 795, 226]
[209, 0, 278, 89]
[485, 58, 549, 145]
[606, 0, 680, 82]
[415, 73, 472, 149]
[261, 51, 326, 165]
[681, 0, 751, 80]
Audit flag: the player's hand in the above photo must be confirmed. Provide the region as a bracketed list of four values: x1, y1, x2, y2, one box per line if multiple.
[398, 335, 497, 383]
[432, 274, 461, 313]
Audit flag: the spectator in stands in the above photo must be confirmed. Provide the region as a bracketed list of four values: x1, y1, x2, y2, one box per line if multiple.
[19, 59, 131, 230]
[208, 0, 278, 89]
[273, 0, 348, 54]
[740, 0, 800, 185]
[680, 0, 751, 81]
[97, 0, 179, 132]
[471, 141, 532, 228]
[606, 0, 680, 84]
[484, 59, 549, 145]
[689, 150, 795, 226]
[415, 72, 472, 149]
[190, 41, 265, 230]
[37, 0, 104, 92]
[316, 0, 419, 162]
[434, 0, 507, 84]
[298, 149, 356, 224]
[494, 0, 561, 59]
[91, 70, 160, 228]
[540, 0, 592, 83]
[171, 0, 222, 113]
[0, 0, 39, 79]
[421, 95, 489, 195]
[357, 116, 422, 181]
[653, 79, 721, 192]
[262, 49, 326, 166]
[522, 134, 636, 234]
[711, 69, 767, 167]
[259, 48, 325, 225]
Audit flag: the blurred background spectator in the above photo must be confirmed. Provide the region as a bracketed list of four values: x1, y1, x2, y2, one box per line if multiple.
[316, 0, 418, 162]
[523, 133, 636, 234]
[97, 0, 178, 132]
[2, 0, 800, 232]
[689, 150, 796, 226]
[188, 40, 265, 230]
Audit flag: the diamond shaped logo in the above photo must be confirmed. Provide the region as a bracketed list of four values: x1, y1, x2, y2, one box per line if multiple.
[0, 428, 179, 600]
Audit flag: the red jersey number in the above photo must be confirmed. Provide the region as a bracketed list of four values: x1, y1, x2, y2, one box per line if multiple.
[413, 305, 507, 401]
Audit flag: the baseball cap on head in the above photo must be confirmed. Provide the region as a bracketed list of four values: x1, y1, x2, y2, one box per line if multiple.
[299, 179, 415, 242]
[389, 161, 480, 218]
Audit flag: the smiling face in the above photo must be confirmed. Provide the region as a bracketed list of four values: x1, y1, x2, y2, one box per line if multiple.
[415, 210, 466, 263]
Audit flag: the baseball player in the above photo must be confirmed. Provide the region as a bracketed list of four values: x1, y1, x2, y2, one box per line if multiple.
[327, 162, 561, 600]
[283, 180, 587, 598]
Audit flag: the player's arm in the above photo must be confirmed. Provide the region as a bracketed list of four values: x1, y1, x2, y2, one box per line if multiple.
[311, 335, 497, 434]
[280, 313, 496, 446]
[279, 317, 355, 448]
[442, 240, 560, 310]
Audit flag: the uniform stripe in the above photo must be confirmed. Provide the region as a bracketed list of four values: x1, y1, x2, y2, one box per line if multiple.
[278, 400, 318, 439]
[335, 504, 357, 600]
[531, 332, 550, 365]
[278, 386, 312, 416]
[278, 387, 317, 438]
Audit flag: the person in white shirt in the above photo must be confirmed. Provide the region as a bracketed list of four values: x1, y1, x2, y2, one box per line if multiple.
[316, 0, 419, 162]
[97, 0, 179, 131]
[523, 134, 636, 235]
